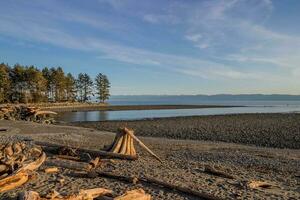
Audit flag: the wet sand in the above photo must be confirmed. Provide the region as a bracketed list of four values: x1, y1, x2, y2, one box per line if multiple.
[0, 120, 299, 199]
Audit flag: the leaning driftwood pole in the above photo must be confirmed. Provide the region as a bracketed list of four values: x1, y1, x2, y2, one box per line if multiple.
[35, 141, 137, 160]
[123, 128, 162, 163]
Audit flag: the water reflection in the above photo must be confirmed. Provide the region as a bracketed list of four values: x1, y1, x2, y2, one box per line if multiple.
[56, 105, 300, 122]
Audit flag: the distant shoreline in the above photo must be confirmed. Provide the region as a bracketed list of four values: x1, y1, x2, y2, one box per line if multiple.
[44, 104, 242, 112]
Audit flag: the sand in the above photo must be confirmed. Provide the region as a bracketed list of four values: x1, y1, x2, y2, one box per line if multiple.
[0, 119, 299, 200]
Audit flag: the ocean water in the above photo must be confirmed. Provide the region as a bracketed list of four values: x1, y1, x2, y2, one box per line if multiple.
[56, 96, 300, 122]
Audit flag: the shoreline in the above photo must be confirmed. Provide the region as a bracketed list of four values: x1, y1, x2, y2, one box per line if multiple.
[44, 104, 242, 112]
[1, 103, 243, 112]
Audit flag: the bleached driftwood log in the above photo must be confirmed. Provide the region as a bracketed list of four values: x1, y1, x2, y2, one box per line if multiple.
[35, 141, 137, 160]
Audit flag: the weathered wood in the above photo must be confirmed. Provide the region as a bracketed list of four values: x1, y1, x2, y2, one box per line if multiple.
[124, 128, 162, 163]
[95, 171, 222, 200]
[35, 141, 137, 160]
[143, 176, 222, 200]
[114, 189, 151, 200]
[45, 159, 91, 171]
[203, 165, 235, 179]
[0, 171, 29, 193]
[248, 180, 273, 189]
[18, 152, 46, 172]
[45, 167, 59, 174]
[18, 188, 112, 200]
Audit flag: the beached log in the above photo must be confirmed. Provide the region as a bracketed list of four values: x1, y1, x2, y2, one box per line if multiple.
[95, 171, 222, 200]
[248, 180, 273, 189]
[203, 165, 235, 179]
[114, 189, 151, 200]
[33, 111, 57, 117]
[45, 167, 59, 174]
[18, 188, 112, 200]
[35, 141, 137, 160]
[45, 159, 92, 171]
[0, 171, 29, 193]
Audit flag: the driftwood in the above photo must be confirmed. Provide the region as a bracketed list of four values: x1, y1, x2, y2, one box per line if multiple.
[19, 189, 151, 200]
[107, 128, 162, 163]
[0, 171, 29, 193]
[0, 105, 56, 124]
[203, 165, 235, 179]
[95, 171, 222, 200]
[19, 188, 113, 200]
[107, 128, 136, 156]
[248, 180, 274, 189]
[45, 159, 93, 171]
[114, 189, 151, 200]
[45, 167, 59, 174]
[0, 142, 46, 193]
[35, 141, 137, 160]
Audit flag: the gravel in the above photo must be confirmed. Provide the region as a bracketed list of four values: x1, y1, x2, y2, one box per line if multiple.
[71, 113, 300, 149]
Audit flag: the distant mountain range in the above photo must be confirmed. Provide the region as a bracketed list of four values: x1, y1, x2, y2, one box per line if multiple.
[110, 94, 300, 101]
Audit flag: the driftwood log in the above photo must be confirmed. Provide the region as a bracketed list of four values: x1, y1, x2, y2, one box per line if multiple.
[203, 165, 235, 179]
[19, 189, 151, 200]
[94, 171, 222, 200]
[18, 188, 113, 200]
[35, 141, 137, 160]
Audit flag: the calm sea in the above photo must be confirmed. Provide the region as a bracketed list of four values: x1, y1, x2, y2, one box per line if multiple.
[56, 96, 300, 122]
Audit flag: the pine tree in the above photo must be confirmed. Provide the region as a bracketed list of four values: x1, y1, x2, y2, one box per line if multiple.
[76, 73, 93, 102]
[0, 63, 10, 103]
[65, 73, 77, 102]
[95, 73, 110, 103]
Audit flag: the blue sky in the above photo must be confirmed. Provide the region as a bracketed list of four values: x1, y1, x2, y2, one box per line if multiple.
[1, 0, 300, 95]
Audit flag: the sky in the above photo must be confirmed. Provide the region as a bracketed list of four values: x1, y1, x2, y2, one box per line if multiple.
[0, 0, 300, 95]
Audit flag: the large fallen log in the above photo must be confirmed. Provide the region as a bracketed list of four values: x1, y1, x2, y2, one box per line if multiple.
[35, 141, 137, 160]
[94, 171, 222, 200]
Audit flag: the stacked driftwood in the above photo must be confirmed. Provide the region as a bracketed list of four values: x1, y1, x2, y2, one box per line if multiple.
[0, 142, 46, 193]
[0, 105, 57, 124]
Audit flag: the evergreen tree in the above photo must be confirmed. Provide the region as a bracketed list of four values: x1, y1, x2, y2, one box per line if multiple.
[65, 73, 77, 102]
[95, 73, 110, 103]
[76, 73, 93, 102]
[0, 63, 10, 103]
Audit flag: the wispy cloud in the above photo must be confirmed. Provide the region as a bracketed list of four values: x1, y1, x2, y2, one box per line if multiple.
[1, 0, 300, 91]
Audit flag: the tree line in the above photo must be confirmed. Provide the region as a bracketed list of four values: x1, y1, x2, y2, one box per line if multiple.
[0, 63, 110, 104]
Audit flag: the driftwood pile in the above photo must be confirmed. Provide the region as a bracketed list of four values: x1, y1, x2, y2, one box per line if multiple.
[0, 105, 57, 124]
[0, 142, 46, 193]
[19, 188, 151, 200]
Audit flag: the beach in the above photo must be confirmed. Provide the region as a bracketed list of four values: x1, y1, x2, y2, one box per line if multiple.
[71, 113, 300, 149]
[0, 114, 300, 199]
